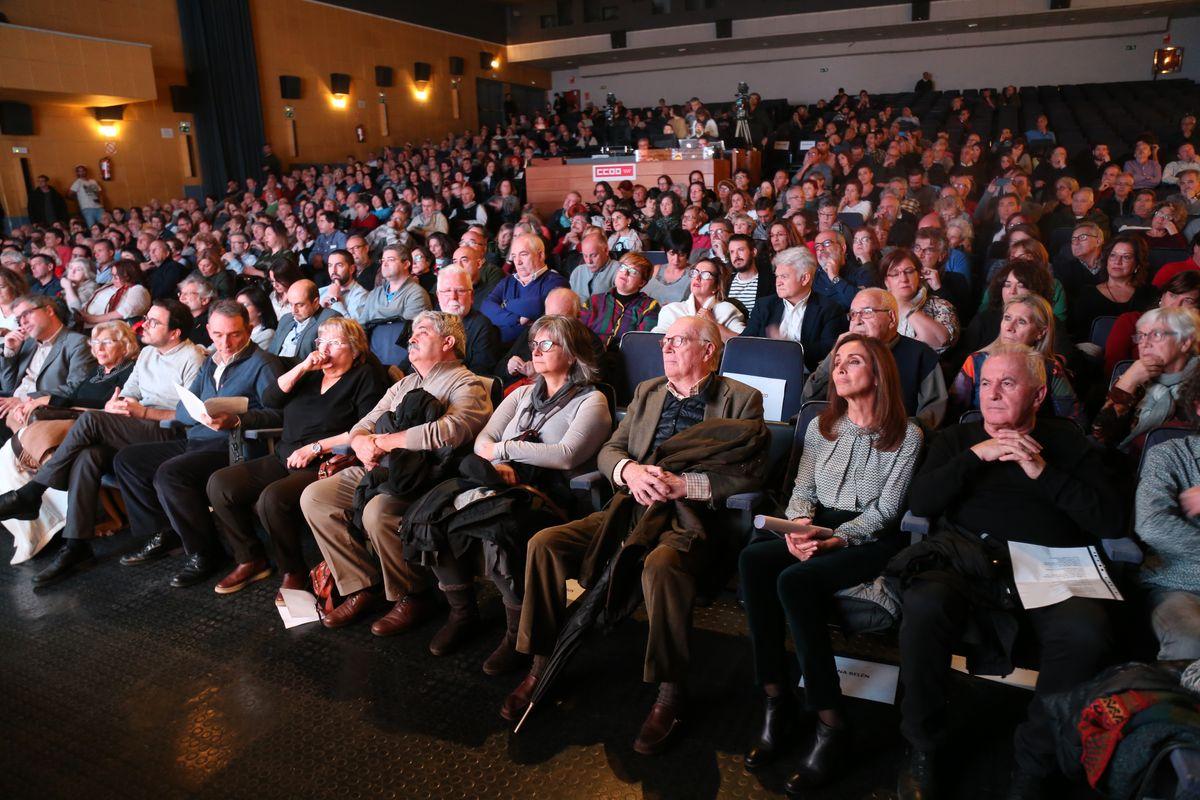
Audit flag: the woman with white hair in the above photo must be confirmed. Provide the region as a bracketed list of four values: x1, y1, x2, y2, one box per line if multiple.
[1094, 305, 1200, 455]
[61, 257, 99, 316]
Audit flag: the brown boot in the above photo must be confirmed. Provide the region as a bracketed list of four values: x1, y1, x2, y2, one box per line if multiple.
[482, 604, 529, 676]
[428, 587, 480, 655]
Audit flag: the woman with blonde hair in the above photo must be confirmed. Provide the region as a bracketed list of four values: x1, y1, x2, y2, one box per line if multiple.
[952, 294, 1084, 426]
[0, 321, 140, 569]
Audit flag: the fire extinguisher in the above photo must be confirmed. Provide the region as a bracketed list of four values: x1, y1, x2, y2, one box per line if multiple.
[355, 124, 365, 143]
[99, 156, 114, 181]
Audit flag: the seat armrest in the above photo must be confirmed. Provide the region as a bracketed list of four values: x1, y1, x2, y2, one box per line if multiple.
[244, 427, 284, 441]
[1101, 537, 1144, 565]
[726, 492, 763, 511]
[569, 470, 604, 491]
[901, 511, 930, 543]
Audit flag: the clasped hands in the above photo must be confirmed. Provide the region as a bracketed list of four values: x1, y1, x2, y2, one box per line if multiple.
[622, 462, 687, 507]
[783, 518, 840, 561]
[971, 429, 1045, 479]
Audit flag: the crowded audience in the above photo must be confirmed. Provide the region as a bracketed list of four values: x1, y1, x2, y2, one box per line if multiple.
[4, 78, 1200, 800]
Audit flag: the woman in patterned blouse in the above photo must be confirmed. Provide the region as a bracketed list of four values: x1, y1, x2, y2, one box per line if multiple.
[739, 334, 923, 791]
[882, 248, 959, 354]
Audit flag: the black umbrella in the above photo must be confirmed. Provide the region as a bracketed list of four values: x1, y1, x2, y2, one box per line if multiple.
[512, 539, 647, 733]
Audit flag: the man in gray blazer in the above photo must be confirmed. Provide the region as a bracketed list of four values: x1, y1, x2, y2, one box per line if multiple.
[268, 279, 341, 365]
[0, 294, 96, 440]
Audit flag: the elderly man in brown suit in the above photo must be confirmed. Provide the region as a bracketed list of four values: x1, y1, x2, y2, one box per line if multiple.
[499, 315, 766, 755]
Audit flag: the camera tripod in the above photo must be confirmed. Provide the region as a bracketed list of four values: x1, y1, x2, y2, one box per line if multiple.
[734, 116, 753, 147]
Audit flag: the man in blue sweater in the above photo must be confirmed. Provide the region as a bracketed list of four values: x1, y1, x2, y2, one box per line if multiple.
[111, 300, 284, 588]
[481, 234, 567, 344]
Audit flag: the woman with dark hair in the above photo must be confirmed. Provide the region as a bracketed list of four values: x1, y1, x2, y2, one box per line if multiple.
[882, 248, 959, 353]
[255, 219, 299, 280]
[1068, 233, 1159, 344]
[959, 259, 1056, 357]
[427, 232, 453, 270]
[409, 245, 438, 297]
[1106, 271, 1200, 377]
[207, 317, 390, 596]
[402, 315, 611, 673]
[80, 260, 151, 327]
[647, 192, 682, 250]
[1146, 200, 1189, 250]
[739, 335, 922, 788]
[768, 220, 803, 258]
[236, 285, 278, 349]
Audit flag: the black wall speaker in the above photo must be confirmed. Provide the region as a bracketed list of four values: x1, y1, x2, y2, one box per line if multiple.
[414, 62, 432, 83]
[1050, 0, 1071, 8]
[330, 73, 351, 95]
[375, 66, 394, 87]
[479, 51, 494, 69]
[611, 30, 626, 49]
[715, 19, 732, 39]
[912, 0, 930, 21]
[169, 85, 195, 113]
[449, 56, 465, 76]
[0, 102, 33, 136]
[279, 75, 301, 99]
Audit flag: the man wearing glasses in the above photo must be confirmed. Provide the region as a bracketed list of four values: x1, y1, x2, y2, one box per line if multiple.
[501, 315, 765, 755]
[0, 299, 218, 584]
[1052, 221, 1106, 298]
[802, 288, 947, 429]
[811, 230, 873, 309]
[744, 247, 846, 371]
[568, 232, 619, 306]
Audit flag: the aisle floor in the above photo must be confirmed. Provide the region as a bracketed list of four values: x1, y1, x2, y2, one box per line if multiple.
[2, 534, 1066, 800]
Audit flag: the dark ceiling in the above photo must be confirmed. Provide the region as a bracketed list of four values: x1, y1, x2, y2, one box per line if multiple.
[319, 0, 509, 44]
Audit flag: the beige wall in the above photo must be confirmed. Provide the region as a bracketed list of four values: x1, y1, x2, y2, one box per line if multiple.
[250, 0, 550, 167]
[0, 0, 200, 220]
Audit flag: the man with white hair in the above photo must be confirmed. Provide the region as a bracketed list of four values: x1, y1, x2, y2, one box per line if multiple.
[481, 234, 568, 344]
[427, 266, 499, 375]
[743, 247, 846, 371]
[568, 232, 619, 306]
[802, 288, 946, 428]
[895, 343, 1124, 800]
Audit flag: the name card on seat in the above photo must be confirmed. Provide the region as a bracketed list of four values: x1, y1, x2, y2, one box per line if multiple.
[722, 372, 786, 421]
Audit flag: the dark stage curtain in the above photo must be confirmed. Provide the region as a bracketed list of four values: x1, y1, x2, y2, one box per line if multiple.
[176, 0, 266, 197]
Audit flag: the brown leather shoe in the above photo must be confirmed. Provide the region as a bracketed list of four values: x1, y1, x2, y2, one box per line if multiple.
[369, 592, 437, 637]
[500, 673, 539, 722]
[214, 559, 273, 595]
[321, 589, 380, 629]
[633, 701, 684, 755]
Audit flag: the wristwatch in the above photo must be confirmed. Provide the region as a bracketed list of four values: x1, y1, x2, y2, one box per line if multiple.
[309, 442, 323, 455]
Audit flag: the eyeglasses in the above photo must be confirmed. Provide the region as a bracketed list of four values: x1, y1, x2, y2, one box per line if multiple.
[1070, 234, 1097, 243]
[1132, 330, 1180, 344]
[886, 268, 918, 279]
[530, 339, 558, 353]
[1109, 253, 1137, 263]
[616, 265, 643, 277]
[15, 308, 44, 323]
[694, 271, 718, 282]
[659, 335, 701, 349]
[847, 307, 891, 322]
[911, 245, 939, 255]
[313, 338, 347, 348]
[813, 240, 839, 250]
[88, 338, 120, 347]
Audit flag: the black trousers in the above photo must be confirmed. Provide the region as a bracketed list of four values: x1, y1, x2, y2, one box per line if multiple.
[112, 437, 229, 556]
[739, 534, 898, 711]
[206, 453, 319, 571]
[32, 410, 178, 540]
[899, 579, 1114, 776]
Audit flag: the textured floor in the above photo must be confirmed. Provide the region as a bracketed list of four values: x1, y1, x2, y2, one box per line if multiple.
[2, 533, 1055, 800]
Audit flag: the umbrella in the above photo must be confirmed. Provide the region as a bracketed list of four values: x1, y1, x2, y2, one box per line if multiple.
[513, 540, 647, 733]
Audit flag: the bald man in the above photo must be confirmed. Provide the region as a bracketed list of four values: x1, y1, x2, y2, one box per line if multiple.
[269, 279, 343, 364]
[451, 244, 503, 298]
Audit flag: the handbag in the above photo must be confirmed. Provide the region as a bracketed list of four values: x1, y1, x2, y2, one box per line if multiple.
[317, 452, 360, 479]
[309, 560, 340, 616]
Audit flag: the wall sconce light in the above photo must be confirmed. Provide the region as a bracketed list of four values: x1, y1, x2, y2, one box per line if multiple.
[480, 51, 499, 70]
[413, 87, 430, 102]
[413, 62, 432, 101]
[330, 72, 351, 108]
[92, 105, 125, 138]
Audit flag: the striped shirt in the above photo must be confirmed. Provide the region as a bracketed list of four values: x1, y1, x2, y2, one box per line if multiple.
[727, 272, 761, 315]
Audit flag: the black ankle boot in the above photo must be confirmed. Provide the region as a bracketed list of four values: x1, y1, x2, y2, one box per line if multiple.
[744, 692, 798, 770]
[897, 749, 937, 800]
[786, 720, 850, 792]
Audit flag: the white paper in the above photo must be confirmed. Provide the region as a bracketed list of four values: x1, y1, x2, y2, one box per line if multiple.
[1007, 541, 1123, 610]
[174, 384, 249, 422]
[277, 588, 321, 628]
[798, 656, 899, 705]
[722, 372, 787, 422]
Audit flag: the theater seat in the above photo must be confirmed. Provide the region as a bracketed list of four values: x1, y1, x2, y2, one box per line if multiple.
[718, 336, 806, 422]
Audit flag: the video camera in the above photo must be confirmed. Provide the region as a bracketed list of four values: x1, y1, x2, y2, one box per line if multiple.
[733, 82, 750, 121]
